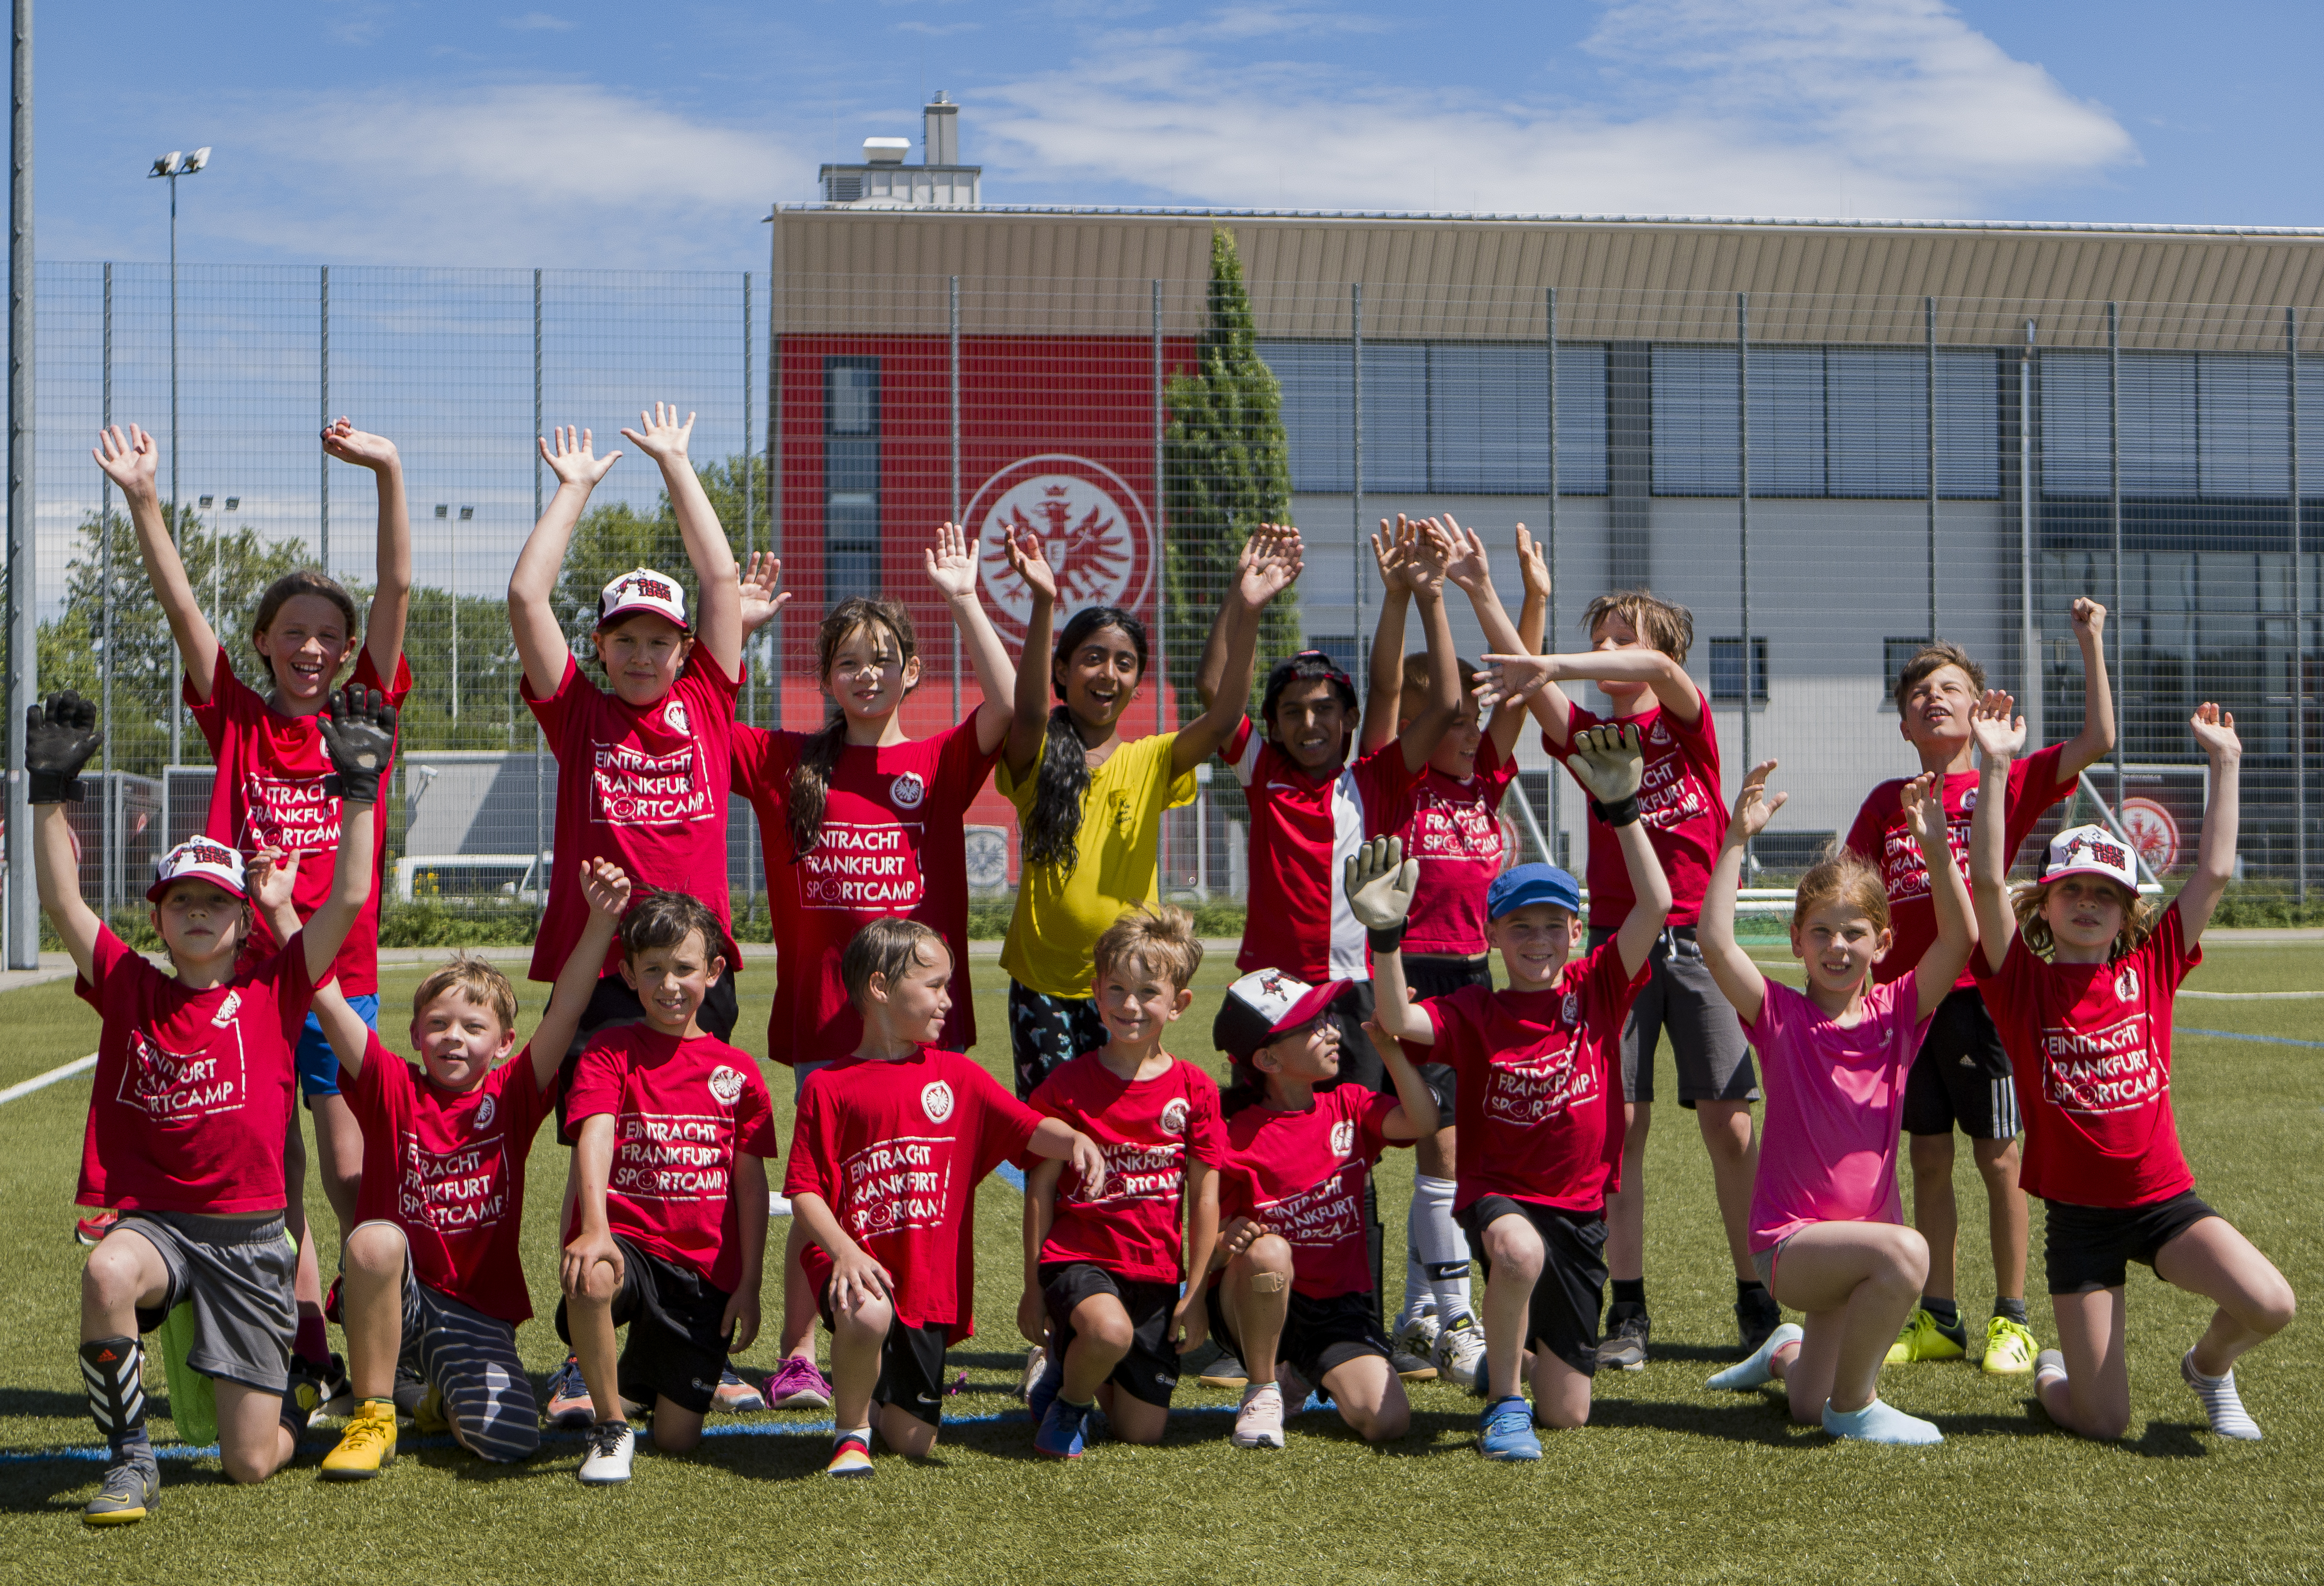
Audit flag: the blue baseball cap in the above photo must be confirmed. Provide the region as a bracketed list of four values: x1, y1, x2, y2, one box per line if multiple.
[1486, 862, 1582, 921]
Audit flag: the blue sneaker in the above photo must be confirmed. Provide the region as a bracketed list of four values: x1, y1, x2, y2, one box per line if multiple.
[1026, 1355, 1065, 1428]
[1478, 1395, 1542, 1461]
[1034, 1397, 1091, 1460]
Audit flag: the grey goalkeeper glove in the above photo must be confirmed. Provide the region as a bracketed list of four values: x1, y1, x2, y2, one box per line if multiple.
[1569, 722, 1644, 827]
[1343, 835, 1420, 955]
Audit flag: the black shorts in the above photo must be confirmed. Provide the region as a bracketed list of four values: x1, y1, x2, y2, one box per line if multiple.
[555, 1235, 734, 1416]
[2043, 1191, 2220, 1295]
[554, 970, 741, 1143]
[1457, 1195, 1609, 1377]
[1902, 987, 2020, 1141]
[1588, 926, 1756, 1108]
[1401, 957, 1492, 1120]
[1205, 1284, 1390, 1394]
[818, 1288, 950, 1427]
[1008, 981, 1109, 1101]
[1040, 1261, 1181, 1409]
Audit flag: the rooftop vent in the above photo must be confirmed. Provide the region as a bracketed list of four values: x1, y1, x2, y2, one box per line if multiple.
[862, 137, 910, 165]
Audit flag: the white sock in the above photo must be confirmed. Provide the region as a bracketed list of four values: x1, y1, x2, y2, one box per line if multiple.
[2184, 1349, 2263, 1441]
[1399, 1244, 1433, 1327]
[1410, 1174, 1472, 1322]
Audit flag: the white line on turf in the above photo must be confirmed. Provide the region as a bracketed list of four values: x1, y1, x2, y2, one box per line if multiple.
[0, 1053, 96, 1106]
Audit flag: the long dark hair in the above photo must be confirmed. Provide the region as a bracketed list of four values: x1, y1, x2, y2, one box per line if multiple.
[789, 597, 919, 857]
[1022, 606, 1148, 871]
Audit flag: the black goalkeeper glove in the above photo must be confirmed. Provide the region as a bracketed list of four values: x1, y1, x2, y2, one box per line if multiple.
[317, 684, 397, 805]
[25, 691, 101, 805]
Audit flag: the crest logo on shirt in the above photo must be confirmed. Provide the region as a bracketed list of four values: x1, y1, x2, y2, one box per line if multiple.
[890, 772, 927, 812]
[1962, 786, 1980, 812]
[921, 1080, 955, 1124]
[1561, 992, 1580, 1028]
[474, 1094, 497, 1129]
[1649, 723, 1671, 747]
[1329, 1119, 1357, 1156]
[663, 698, 691, 738]
[1160, 1098, 1190, 1136]
[2114, 965, 2140, 1003]
[709, 1065, 745, 1106]
[210, 990, 243, 1029]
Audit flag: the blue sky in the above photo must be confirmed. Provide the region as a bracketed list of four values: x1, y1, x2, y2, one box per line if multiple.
[27, 1, 2324, 271]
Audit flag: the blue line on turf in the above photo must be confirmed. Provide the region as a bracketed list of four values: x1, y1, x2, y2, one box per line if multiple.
[2180, 1026, 2324, 1049]
[995, 1162, 1026, 1191]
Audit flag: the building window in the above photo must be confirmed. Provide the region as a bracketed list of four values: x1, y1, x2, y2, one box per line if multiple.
[1710, 636, 1768, 703]
[824, 357, 879, 602]
[1308, 632, 1358, 683]
[1882, 636, 1933, 710]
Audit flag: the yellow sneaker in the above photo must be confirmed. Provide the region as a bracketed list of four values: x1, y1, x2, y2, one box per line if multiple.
[1884, 1307, 1967, 1365]
[1982, 1315, 2037, 1375]
[320, 1400, 398, 1481]
[415, 1382, 450, 1436]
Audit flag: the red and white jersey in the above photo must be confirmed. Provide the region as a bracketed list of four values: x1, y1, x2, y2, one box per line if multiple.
[563, 1026, 779, 1294]
[1030, 1051, 1227, 1285]
[1375, 735, 1519, 957]
[1224, 717, 1420, 980]
[1975, 905, 2201, 1209]
[1218, 1086, 1405, 1300]
[1548, 690, 1723, 929]
[785, 1048, 1042, 1341]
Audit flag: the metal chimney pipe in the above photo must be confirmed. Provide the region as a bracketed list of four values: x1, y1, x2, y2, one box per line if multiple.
[924, 91, 958, 165]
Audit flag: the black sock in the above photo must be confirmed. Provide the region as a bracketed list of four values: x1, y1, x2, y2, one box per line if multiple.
[1737, 1279, 1767, 1302]
[1611, 1279, 1647, 1311]
[81, 1336, 150, 1460]
[1924, 1297, 1962, 1331]
[1994, 1297, 2029, 1325]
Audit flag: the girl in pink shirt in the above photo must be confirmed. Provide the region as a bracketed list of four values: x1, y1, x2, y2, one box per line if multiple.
[1696, 765, 1974, 1446]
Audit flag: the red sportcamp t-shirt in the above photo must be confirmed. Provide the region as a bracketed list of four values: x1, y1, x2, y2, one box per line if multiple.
[784, 1048, 1043, 1342]
[1974, 904, 2201, 1210]
[1421, 939, 1649, 1216]
[1377, 735, 1520, 957]
[74, 924, 316, 1215]
[1547, 690, 1724, 929]
[523, 651, 743, 986]
[562, 1026, 779, 1295]
[1029, 1052, 1228, 1285]
[1216, 1086, 1405, 1300]
[345, 1033, 556, 1325]
[186, 645, 411, 997]
[1224, 717, 1421, 981]
[1846, 742, 2069, 991]
[731, 717, 1000, 1064]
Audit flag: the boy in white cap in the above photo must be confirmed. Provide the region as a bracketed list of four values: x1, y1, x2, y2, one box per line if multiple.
[28, 685, 395, 1523]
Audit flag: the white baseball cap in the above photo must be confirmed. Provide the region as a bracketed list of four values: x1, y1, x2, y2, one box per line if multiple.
[596, 567, 689, 632]
[148, 837, 248, 904]
[2040, 824, 2139, 891]
[1214, 968, 1354, 1059]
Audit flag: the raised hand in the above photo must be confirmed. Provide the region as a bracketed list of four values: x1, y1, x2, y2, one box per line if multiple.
[1403, 516, 1453, 596]
[2070, 596, 2107, 641]
[1005, 526, 1058, 606]
[736, 550, 790, 632]
[1371, 518, 1411, 595]
[1730, 758, 1788, 841]
[1437, 515, 1493, 594]
[1967, 689, 2026, 762]
[317, 684, 398, 804]
[580, 858, 633, 923]
[538, 426, 621, 489]
[1474, 653, 1554, 714]
[320, 417, 399, 472]
[619, 402, 696, 466]
[1568, 722, 1645, 804]
[1236, 523, 1303, 605]
[248, 845, 301, 915]
[2189, 701, 2240, 760]
[1898, 771, 1941, 848]
[925, 521, 978, 601]
[91, 424, 159, 500]
[25, 690, 101, 804]
[1515, 525, 1552, 602]
[1343, 835, 1420, 931]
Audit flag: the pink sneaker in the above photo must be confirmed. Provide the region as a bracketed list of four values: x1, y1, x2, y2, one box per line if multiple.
[765, 1356, 833, 1411]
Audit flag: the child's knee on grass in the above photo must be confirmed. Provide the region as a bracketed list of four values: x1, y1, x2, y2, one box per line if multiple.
[879, 1402, 940, 1458]
[1531, 1355, 1592, 1431]
[1324, 1358, 1409, 1442]
[216, 1382, 293, 1484]
[651, 1398, 706, 1453]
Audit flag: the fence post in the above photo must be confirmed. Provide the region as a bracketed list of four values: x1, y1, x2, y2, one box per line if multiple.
[5, 0, 37, 969]
[102, 261, 115, 922]
[319, 266, 330, 572]
[532, 267, 546, 926]
[2291, 305, 2305, 902]
[1351, 282, 1364, 662]
[1736, 292, 1752, 872]
[2020, 319, 2042, 750]
[742, 271, 758, 920]
[1926, 296, 1938, 645]
[1545, 285, 1560, 866]
[949, 274, 961, 722]
[2109, 303, 2124, 814]
[1152, 278, 1171, 884]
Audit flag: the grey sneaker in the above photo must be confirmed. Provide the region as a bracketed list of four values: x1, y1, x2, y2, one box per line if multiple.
[1199, 1349, 1250, 1389]
[83, 1453, 159, 1526]
[1598, 1308, 1651, 1371]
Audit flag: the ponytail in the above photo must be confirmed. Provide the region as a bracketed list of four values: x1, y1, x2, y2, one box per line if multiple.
[789, 597, 919, 858]
[1022, 605, 1148, 873]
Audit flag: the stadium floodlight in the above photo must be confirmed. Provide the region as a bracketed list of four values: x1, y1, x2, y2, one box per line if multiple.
[148, 142, 209, 764]
[184, 147, 210, 173]
[148, 151, 182, 177]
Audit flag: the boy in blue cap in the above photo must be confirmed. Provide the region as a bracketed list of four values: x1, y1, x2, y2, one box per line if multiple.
[1360, 724, 1672, 1458]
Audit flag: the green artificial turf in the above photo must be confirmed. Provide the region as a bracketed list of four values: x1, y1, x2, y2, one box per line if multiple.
[2, 944, 2320, 1582]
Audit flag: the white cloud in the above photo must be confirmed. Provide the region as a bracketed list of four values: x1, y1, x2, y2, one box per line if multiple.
[501, 11, 576, 31]
[206, 83, 801, 267]
[980, 0, 2138, 218]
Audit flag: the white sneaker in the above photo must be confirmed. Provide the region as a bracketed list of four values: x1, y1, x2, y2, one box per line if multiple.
[577, 1420, 635, 1485]
[1435, 1313, 1486, 1391]
[1232, 1383, 1285, 1449]
[1016, 1345, 1048, 1403]
[768, 1192, 793, 1217]
[1275, 1359, 1313, 1416]
[1395, 1305, 1441, 1360]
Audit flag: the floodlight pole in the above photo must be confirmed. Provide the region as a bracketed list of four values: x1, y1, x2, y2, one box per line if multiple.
[6, 0, 35, 968]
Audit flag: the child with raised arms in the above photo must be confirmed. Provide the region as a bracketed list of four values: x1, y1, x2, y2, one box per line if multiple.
[1363, 514, 1551, 1385]
[95, 418, 412, 1397]
[1480, 587, 1774, 1366]
[558, 889, 778, 1486]
[1367, 724, 1673, 1455]
[1018, 906, 1226, 1458]
[1697, 768, 1973, 1446]
[1844, 604, 2114, 1374]
[786, 920, 1105, 1477]
[1967, 695, 2295, 1442]
[727, 524, 1039, 1413]
[30, 685, 394, 1523]
[288, 860, 631, 1479]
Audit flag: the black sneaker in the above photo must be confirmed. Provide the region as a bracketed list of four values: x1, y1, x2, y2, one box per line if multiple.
[391, 1362, 429, 1419]
[1390, 1347, 1440, 1384]
[1197, 1349, 1249, 1389]
[1736, 1288, 1784, 1355]
[1598, 1308, 1651, 1371]
[282, 1360, 325, 1442]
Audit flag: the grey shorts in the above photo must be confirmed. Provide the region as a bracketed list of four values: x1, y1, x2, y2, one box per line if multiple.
[1750, 1237, 1787, 1291]
[1588, 925, 1757, 1108]
[123, 1210, 297, 1395]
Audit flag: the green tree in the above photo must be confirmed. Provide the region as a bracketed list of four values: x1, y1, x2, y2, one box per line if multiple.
[1163, 227, 1303, 720]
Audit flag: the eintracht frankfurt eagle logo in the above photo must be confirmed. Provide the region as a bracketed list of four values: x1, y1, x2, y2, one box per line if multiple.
[971, 455, 1154, 646]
